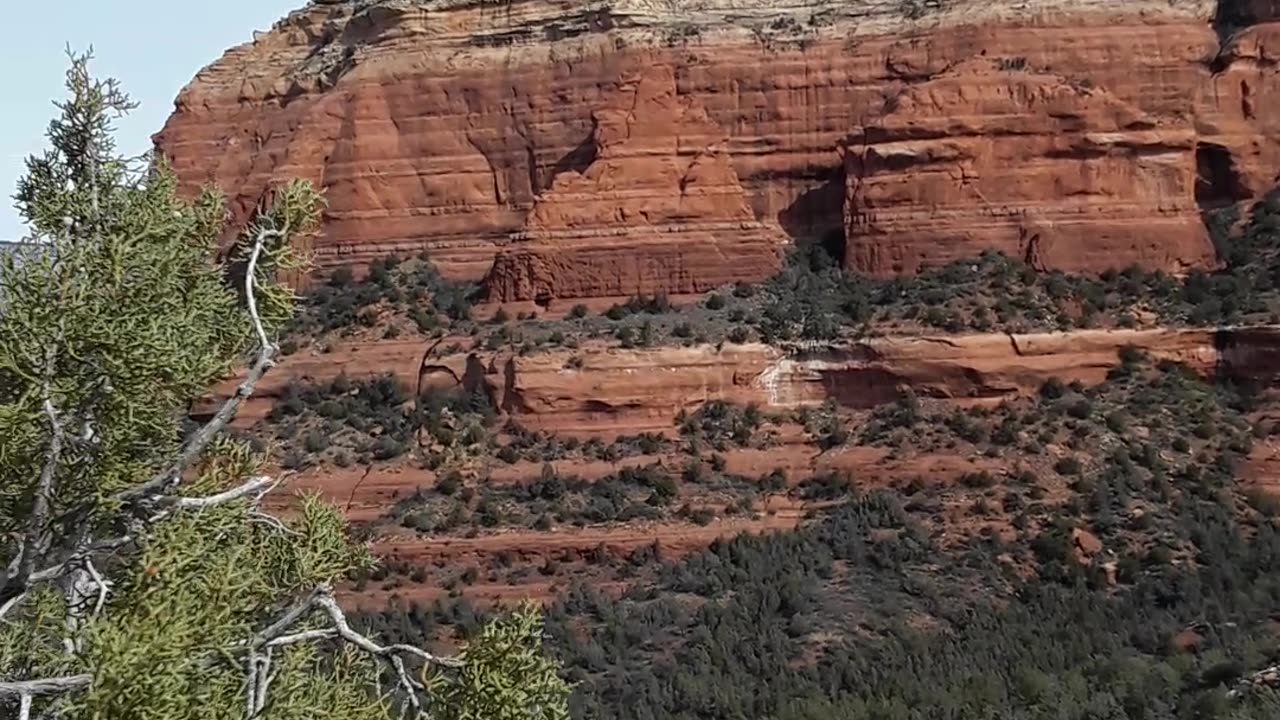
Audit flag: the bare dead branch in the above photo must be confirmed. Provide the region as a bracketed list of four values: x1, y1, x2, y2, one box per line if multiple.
[344, 464, 374, 515]
[171, 476, 278, 510]
[245, 647, 259, 719]
[391, 655, 424, 718]
[254, 647, 276, 718]
[0, 675, 92, 697]
[243, 228, 275, 354]
[237, 586, 459, 718]
[0, 593, 26, 622]
[3, 375, 68, 604]
[315, 592, 462, 669]
[250, 586, 326, 648]
[27, 534, 134, 586]
[248, 512, 298, 537]
[121, 353, 275, 504]
[62, 563, 100, 656]
[265, 628, 337, 648]
[28, 396, 65, 553]
[0, 534, 136, 623]
[244, 584, 465, 666]
[117, 228, 282, 505]
[85, 561, 108, 617]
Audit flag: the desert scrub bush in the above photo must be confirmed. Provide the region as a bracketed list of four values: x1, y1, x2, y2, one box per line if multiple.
[677, 401, 769, 449]
[747, 230, 1280, 345]
[727, 325, 752, 343]
[960, 471, 997, 489]
[285, 254, 480, 339]
[262, 375, 498, 466]
[604, 293, 675, 320]
[860, 389, 923, 445]
[795, 471, 854, 500]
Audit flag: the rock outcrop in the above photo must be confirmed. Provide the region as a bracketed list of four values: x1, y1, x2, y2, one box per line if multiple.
[203, 326, 1279, 434]
[156, 0, 1280, 295]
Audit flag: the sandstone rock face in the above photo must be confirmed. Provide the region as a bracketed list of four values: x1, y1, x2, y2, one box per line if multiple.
[483, 65, 785, 301]
[157, 0, 1280, 294]
[1199, 21, 1280, 200]
[843, 58, 1212, 276]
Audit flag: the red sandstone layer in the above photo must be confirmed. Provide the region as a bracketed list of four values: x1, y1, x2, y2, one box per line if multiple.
[155, 0, 1280, 296]
[204, 325, 1276, 435]
[483, 65, 785, 302]
[843, 58, 1211, 276]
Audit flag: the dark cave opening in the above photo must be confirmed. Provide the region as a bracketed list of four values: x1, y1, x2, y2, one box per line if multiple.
[778, 165, 848, 267]
[1196, 143, 1249, 210]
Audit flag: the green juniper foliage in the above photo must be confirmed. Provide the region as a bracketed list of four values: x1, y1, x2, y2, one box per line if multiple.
[0, 51, 568, 720]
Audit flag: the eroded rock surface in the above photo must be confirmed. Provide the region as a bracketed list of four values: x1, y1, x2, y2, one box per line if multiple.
[156, 0, 1280, 295]
[483, 65, 785, 302]
[844, 58, 1211, 275]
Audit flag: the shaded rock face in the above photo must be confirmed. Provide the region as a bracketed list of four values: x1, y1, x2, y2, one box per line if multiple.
[157, 0, 1280, 296]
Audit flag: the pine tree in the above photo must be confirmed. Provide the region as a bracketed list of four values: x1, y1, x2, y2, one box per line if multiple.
[0, 50, 569, 720]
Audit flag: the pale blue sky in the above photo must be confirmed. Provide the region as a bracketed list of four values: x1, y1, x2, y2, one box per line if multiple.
[1, 0, 302, 240]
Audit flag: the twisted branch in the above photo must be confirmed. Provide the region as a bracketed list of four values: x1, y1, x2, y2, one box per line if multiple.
[0, 675, 93, 697]
[1, 352, 68, 605]
[171, 476, 278, 510]
[241, 585, 461, 718]
[314, 592, 461, 669]
[117, 228, 283, 504]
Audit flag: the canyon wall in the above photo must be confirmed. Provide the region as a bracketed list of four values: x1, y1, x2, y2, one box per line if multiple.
[156, 0, 1280, 297]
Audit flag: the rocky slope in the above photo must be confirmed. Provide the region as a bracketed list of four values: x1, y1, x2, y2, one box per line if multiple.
[229, 321, 1280, 608]
[166, 0, 1280, 617]
[156, 0, 1280, 298]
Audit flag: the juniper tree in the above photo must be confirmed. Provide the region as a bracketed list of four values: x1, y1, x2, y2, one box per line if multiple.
[0, 51, 569, 720]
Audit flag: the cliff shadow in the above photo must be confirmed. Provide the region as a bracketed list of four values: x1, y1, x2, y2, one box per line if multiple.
[1196, 143, 1250, 209]
[1195, 142, 1251, 260]
[1213, 326, 1280, 389]
[1214, 327, 1236, 380]
[1210, 1, 1280, 70]
[1213, 0, 1278, 45]
[816, 367, 907, 409]
[543, 132, 598, 192]
[778, 165, 847, 265]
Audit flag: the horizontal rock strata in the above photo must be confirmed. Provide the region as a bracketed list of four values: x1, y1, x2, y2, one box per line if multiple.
[202, 325, 1278, 433]
[156, 0, 1280, 295]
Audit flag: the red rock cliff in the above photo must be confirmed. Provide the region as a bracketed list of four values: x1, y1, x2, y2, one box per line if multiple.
[482, 64, 785, 302]
[155, 0, 1280, 294]
[843, 57, 1212, 276]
